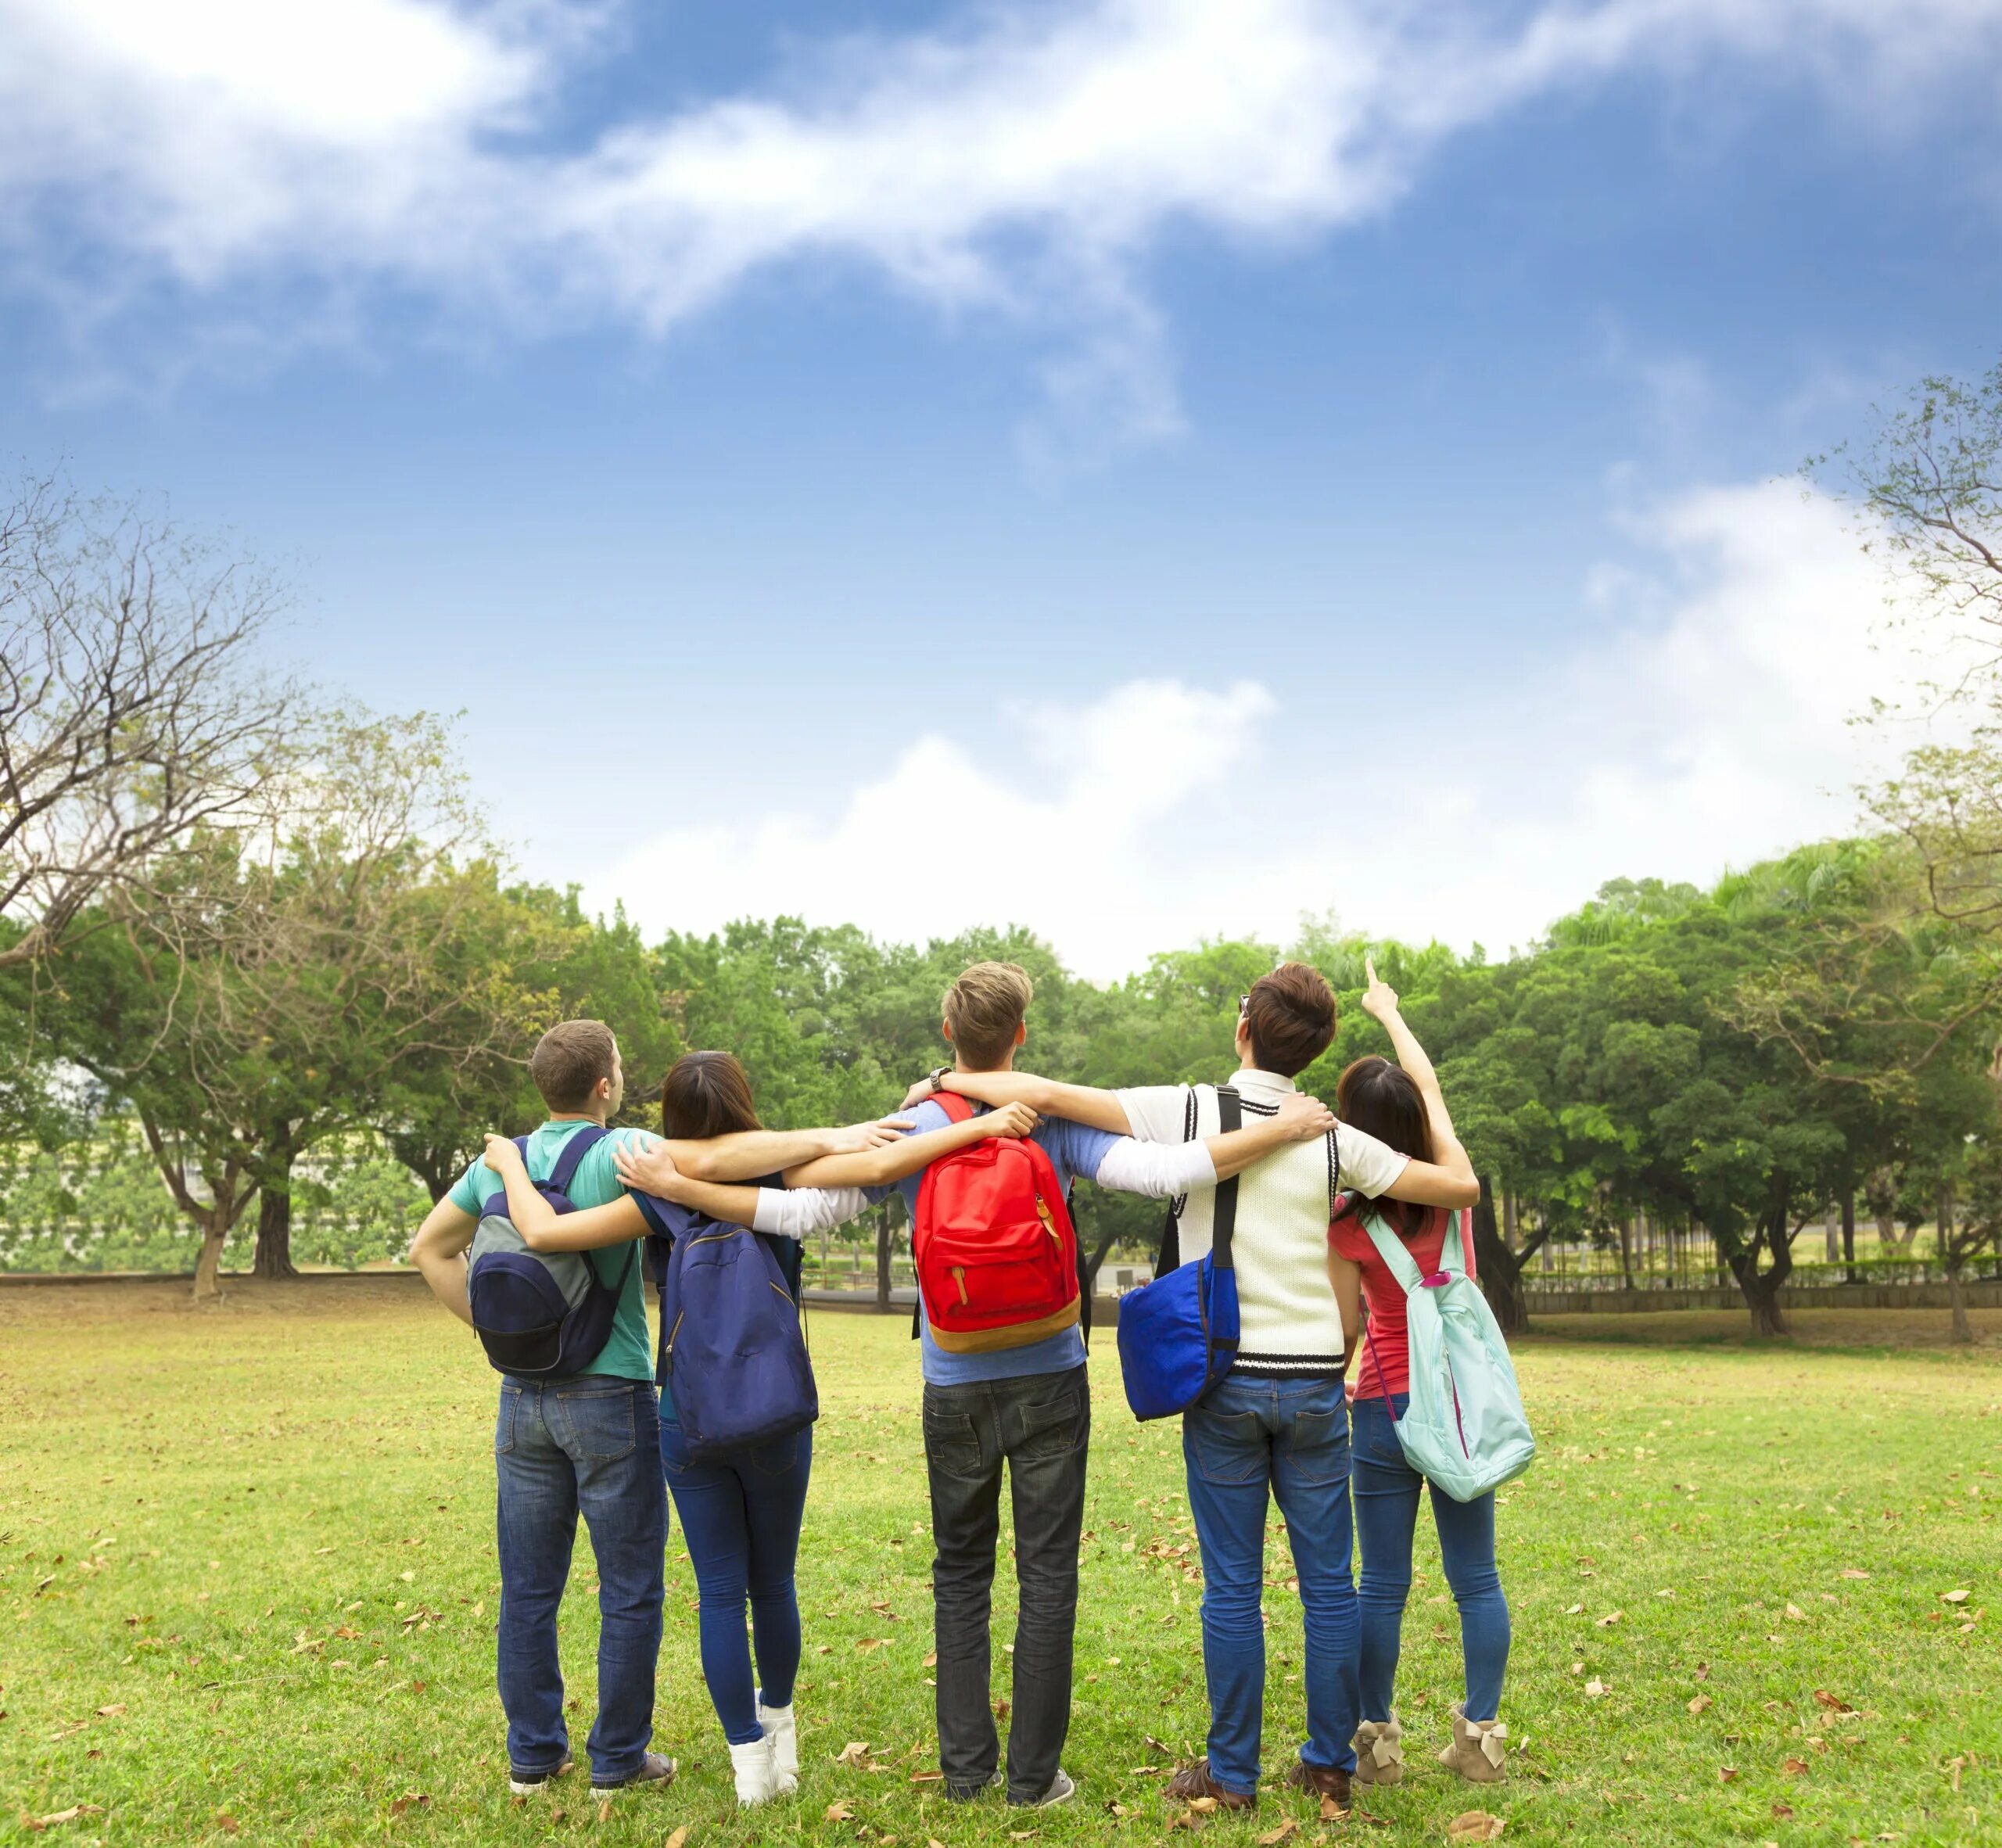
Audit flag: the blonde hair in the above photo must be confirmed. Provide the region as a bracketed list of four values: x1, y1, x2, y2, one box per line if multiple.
[942, 961, 1034, 1069]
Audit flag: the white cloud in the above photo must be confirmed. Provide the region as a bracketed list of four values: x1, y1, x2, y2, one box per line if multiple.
[4, 0, 2000, 444]
[583, 482, 1964, 975]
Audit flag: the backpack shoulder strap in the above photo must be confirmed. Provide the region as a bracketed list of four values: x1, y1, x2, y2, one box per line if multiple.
[546, 1124, 610, 1197]
[930, 1091, 976, 1126]
[1439, 1207, 1469, 1276]
[1361, 1211, 1426, 1293]
[1211, 1087, 1243, 1273]
[1153, 1085, 1202, 1276]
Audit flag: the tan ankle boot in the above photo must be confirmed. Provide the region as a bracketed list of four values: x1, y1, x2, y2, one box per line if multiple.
[1351, 1717, 1405, 1786]
[1437, 1703, 1508, 1782]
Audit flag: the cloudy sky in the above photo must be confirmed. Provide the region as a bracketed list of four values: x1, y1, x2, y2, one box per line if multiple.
[3, 0, 1997, 975]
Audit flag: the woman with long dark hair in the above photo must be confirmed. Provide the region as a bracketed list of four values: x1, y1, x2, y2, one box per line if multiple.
[1325, 962, 1511, 1790]
[483, 1051, 1035, 1807]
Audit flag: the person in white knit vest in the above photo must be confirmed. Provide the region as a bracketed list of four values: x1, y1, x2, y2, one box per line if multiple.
[923, 962, 1479, 1814]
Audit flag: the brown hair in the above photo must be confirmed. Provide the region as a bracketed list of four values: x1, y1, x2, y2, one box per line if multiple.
[660, 1051, 763, 1139]
[942, 961, 1034, 1070]
[1243, 962, 1337, 1078]
[529, 1019, 619, 1112]
[1336, 1055, 1434, 1236]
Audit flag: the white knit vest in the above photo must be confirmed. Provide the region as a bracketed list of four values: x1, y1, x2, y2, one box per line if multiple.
[1170, 1076, 1344, 1378]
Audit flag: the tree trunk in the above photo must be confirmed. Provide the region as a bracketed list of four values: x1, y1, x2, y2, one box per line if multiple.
[192, 1205, 233, 1302]
[1841, 1185, 1857, 1285]
[1823, 1204, 1839, 1265]
[1471, 1175, 1534, 1337]
[252, 1136, 299, 1279]
[1945, 1259, 1974, 1346]
[1503, 1189, 1519, 1254]
[1728, 1182, 1793, 1337]
[1618, 1217, 1637, 1292]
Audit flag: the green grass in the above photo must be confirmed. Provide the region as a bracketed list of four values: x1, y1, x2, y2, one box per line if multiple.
[0, 1280, 1997, 1846]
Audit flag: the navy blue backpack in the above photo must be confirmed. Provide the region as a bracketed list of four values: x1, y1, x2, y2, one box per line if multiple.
[1116, 1088, 1243, 1421]
[638, 1193, 818, 1462]
[466, 1126, 637, 1379]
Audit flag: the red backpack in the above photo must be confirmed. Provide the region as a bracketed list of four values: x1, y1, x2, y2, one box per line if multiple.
[913, 1093, 1081, 1353]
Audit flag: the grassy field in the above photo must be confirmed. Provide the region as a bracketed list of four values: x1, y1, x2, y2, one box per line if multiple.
[1, 1281, 1997, 1846]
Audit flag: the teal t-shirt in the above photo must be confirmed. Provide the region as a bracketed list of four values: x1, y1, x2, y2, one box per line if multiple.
[449, 1120, 657, 1385]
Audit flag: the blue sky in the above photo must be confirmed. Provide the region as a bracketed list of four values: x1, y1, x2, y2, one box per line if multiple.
[3, 0, 1999, 974]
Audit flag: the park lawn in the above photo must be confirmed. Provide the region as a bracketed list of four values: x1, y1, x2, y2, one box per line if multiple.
[0, 1282, 1997, 1847]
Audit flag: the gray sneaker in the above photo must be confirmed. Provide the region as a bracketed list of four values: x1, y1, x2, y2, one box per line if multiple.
[591, 1752, 676, 1796]
[1016, 1768, 1076, 1808]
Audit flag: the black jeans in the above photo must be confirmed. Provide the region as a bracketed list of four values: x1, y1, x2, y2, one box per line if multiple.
[923, 1364, 1090, 1802]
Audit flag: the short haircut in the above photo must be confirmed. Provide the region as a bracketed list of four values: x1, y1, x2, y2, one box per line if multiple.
[529, 1019, 618, 1112]
[943, 961, 1034, 1070]
[1243, 962, 1337, 1078]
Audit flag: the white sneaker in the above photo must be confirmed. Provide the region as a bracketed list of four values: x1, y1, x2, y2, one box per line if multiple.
[758, 1699, 798, 1792]
[730, 1734, 780, 1807]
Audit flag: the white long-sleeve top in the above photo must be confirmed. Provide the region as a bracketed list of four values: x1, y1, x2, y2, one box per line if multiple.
[748, 1136, 1219, 1240]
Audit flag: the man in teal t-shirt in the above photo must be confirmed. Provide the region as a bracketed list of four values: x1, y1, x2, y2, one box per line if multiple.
[445, 1118, 657, 1383]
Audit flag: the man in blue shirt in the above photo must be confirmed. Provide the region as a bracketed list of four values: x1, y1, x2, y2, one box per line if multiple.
[785, 962, 1333, 1810]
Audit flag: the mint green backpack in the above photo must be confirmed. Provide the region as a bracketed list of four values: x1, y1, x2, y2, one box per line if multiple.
[1362, 1211, 1536, 1503]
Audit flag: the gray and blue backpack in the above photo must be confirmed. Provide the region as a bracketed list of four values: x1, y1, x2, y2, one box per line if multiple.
[466, 1126, 635, 1378]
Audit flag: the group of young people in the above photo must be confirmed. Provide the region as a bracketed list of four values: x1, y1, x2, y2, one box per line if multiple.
[409, 956, 1516, 1814]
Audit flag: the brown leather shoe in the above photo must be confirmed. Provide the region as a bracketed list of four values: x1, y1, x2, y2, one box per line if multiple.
[1166, 1759, 1257, 1811]
[1284, 1758, 1353, 1808]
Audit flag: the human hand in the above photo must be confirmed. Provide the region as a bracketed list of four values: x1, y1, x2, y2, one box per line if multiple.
[613, 1139, 684, 1198]
[980, 1101, 1040, 1141]
[899, 1075, 936, 1112]
[1359, 953, 1400, 1025]
[829, 1117, 917, 1155]
[1273, 1089, 1337, 1141]
[482, 1133, 526, 1173]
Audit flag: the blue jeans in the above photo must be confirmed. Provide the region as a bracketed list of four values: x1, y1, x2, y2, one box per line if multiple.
[1182, 1375, 1358, 1796]
[659, 1412, 813, 1744]
[1351, 1392, 1510, 1722]
[494, 1377, 666, 1782]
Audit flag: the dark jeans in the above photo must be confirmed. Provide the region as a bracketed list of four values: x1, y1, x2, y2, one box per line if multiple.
[923, 1364, 1090, 1802]
[494, 1376, 666, 1782]
[659, 1411, 813, 1744]
[1351, 1392, 1509, 1721]
[1182, 1374, 1358, 1796]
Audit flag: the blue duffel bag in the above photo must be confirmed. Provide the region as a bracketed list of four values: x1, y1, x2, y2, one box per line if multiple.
[1116, 1087, 1243, 1421]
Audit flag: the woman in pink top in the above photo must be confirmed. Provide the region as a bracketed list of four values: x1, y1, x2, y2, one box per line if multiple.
[1324, 965, 1512, 1790]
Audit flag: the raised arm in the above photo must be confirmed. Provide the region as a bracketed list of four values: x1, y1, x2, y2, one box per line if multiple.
[668, 1116, 915, 1182]
[1359, 956, 1480, 1210]
[482, 1136, 651, 1251]
[777, 1102, 1039, 1189]
[903, 1068, 1132, 1136]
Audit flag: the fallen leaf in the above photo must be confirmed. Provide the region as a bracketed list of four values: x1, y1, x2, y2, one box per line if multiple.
[1813, 1689, 1853, 1713]
[1319, 1793, 1350, 1821]
[597, 1800, 612, 1824]
[388, 1793, 432, 1816]
[1840, 1568, 1870, 1581]
[94, 1703, 125, 1717]
[1784, 1603, 1806, 1621]
[826, 1799, 856, 1821]
[1772, 1803, 1796, 1819]
[910, 1771, 943, 1784]
[856, 1638, 890, 1652]
[1584, 1679, 1607, 1698]
[1943, 1589, 1972, 1605]
[835, 1742, 874, 1766]
[1446, 1813, 1505, 1843]
[1783, 1757, 1809, 1776]
[1258, 1818, 1301, 1844]
[1695, 1662, 1710, 1681]
[666, 1830, 689, 1848]
[399, 1570, 416, 1583]
[1718, 1767, 1740, 1783]
[1595, 1611, 1623, 1627]
[25, 1807, 103, 1830]
[1688, 1694, 1713, 1716]
[924, 1651, 938, 1669]
[1189, 1796, 1220, 1813]
[1563, 1603, 1584, 1616]
[214, 1817, 239, 1835]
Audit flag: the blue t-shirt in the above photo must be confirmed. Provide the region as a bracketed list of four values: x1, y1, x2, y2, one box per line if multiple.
[878, 1098, 1118, 1387]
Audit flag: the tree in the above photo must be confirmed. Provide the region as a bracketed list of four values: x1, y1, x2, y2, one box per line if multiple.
[0, 477, 296, 968]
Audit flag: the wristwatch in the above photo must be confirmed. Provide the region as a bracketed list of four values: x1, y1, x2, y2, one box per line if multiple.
[927, 1064, 953, 1095]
